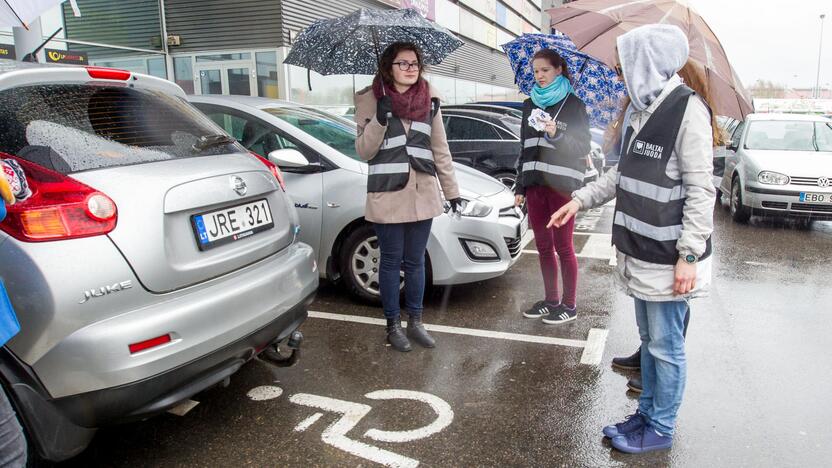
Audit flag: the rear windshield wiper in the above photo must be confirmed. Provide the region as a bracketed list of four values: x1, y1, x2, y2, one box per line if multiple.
[193, 134, 236, 152]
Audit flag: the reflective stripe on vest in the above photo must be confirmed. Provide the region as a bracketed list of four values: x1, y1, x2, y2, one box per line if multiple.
[380, 134, 407, 150]
[522, 161, 585, 183]
[410, 121, 432, 137]
[614, 211, 682, 242]
[368, 162, 410, 175]
[523, 137, 556, 150]
[407, 146, 434, 161]
[617, 174, 686, 202]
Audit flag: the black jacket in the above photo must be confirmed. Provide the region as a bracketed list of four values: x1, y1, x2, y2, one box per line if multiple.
[515, 94, 591, 196]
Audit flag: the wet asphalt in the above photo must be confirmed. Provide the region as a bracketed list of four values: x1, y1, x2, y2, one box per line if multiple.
[61, 201, 832, 467]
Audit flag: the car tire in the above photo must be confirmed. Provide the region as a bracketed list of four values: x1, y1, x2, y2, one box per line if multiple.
[340, 224, 387, 304]
[492, 171, 517, 190]
[730, 177, 751, 223]
[339, 224, 433, 305]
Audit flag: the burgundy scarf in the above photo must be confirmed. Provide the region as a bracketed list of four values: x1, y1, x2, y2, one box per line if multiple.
[372, 76, 431, 122]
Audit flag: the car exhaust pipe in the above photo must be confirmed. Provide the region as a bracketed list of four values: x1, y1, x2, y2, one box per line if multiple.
[259, 330, 303, 368]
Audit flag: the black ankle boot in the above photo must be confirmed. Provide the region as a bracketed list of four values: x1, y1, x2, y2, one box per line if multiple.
[406, 313, 435, 348]
[611, 348, 641, 370]
[386, 317, 411, 352]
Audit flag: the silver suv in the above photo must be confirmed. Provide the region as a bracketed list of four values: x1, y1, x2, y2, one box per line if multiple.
[0, 61, 318, 462]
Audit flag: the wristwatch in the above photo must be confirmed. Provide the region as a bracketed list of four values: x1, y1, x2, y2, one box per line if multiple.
[681, 253, 698, 264]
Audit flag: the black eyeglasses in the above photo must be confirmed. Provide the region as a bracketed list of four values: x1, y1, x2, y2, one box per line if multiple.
[392, 61, 421, 71]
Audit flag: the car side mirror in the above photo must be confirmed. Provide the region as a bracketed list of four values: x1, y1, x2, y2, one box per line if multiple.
[268, 149, 309, 168]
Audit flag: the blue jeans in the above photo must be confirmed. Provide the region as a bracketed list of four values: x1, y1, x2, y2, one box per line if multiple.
[374, 219, 433, 320]
[634, 298, 689, 436]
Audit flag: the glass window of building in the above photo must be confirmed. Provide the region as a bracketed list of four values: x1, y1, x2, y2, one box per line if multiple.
[147, 57, 166, 79]
[476, 83, 495, 101]
[174, 57, 195, 94]
[256, 51, 279, 98]
[429, 74, 457, 105]
[288, 66, 354, 106]
[456, 80, 477, 104]
[227, 68, 251, 96]
[196, 53, 252, 62]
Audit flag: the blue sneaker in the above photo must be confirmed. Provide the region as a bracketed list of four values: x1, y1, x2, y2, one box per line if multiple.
[602, 411, 645, 438]
[611, 425, 673, 454]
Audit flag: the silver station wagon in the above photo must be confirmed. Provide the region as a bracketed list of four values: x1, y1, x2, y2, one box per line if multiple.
[720, 113, 832, 223]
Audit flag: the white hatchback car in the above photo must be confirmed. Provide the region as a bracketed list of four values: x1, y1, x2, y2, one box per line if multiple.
[720, 113, 832, 223]
[190, 96, 528, 302]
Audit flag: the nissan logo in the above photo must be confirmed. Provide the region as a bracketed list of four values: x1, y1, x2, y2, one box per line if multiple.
[818, 177, 830, 188]
[231, 176, 247, 196]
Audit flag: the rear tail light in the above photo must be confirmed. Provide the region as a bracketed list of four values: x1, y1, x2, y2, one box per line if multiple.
[85, 66, 131, 81]
[0, 155, 118, 242]
[250, 152, 286, 191]
[129, 334, 172, 354]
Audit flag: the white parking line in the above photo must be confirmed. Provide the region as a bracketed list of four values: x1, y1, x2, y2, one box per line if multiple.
[309, 311, 586, 347]
[580, 328, 609, 365]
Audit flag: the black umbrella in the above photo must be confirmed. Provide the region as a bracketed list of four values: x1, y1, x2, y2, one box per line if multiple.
[284, 8, 463, 77]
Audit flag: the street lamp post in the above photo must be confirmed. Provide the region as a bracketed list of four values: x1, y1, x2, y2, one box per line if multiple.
[816, 14, 826, 99]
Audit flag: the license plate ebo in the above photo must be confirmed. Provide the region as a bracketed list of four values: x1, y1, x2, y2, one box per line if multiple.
[799, 192, 832, 204]
[191, 199, 274, 250]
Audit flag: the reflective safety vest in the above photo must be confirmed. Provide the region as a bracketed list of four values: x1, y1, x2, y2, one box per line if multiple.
[367, 99, 439, 193]
[519, 96, 587, 194]
[612, 85, 713, 265]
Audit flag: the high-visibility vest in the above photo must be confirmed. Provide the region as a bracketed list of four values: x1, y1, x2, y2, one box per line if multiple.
[612, 85, 713, 265]
[367, 99, 438, 193]
[519, 95, 587, 194]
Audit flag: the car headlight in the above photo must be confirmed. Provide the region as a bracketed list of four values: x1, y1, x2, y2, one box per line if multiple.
[758, 171, 790, 185]
[443, 198, 493, 217]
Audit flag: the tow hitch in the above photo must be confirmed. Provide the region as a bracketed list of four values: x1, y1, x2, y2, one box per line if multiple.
[260, 330, 303, 367]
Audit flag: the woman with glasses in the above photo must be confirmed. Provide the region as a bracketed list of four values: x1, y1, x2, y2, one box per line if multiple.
[514, 49, 591, 325]
[354, 42, 461, 352]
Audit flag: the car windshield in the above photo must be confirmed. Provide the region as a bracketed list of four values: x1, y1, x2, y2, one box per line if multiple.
[499, 116, 521, 136]
[261, 106, 360, 160]
[744, 120, 832, 152]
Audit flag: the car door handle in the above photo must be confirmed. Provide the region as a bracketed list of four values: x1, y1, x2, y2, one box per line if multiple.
[327, 203, 340, 208]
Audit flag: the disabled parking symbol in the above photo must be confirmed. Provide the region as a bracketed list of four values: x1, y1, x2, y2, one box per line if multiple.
[290, 389, 454, 468]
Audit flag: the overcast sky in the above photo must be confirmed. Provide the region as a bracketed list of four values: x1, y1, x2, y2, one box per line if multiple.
[689, 0, 831, 90]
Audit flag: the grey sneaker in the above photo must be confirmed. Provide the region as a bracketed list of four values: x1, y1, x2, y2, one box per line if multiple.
[542, 304, 577, 325]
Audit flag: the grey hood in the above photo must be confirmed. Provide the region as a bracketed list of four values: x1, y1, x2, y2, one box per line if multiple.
[617, 24, 689, 111]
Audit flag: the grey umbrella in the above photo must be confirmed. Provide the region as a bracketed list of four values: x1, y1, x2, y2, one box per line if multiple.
[283, 8, 463, 77]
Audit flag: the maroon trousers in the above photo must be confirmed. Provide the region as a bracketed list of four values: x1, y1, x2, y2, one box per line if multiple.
[525, 185, 578, 307]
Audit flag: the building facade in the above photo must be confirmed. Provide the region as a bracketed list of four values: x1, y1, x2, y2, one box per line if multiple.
[56, 0, 548, 106]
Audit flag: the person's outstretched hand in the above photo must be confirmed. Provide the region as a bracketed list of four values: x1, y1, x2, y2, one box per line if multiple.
[376, 96, 393, 126]
[547, 200, 581, 228]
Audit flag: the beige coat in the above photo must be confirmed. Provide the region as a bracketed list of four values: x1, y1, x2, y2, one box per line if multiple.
[354, 84, 460, 224]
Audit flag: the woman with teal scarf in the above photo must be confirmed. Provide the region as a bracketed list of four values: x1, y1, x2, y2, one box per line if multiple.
[514, 48, 591, 325]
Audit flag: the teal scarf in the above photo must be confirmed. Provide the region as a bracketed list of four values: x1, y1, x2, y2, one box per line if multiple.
[531, 75, 573, 109]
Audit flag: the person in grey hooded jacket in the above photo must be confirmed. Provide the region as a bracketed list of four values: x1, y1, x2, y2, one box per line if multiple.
[549, 24, 716, 454]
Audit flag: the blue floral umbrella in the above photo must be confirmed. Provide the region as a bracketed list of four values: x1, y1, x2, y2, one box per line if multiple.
[501, 33, 627, 128]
